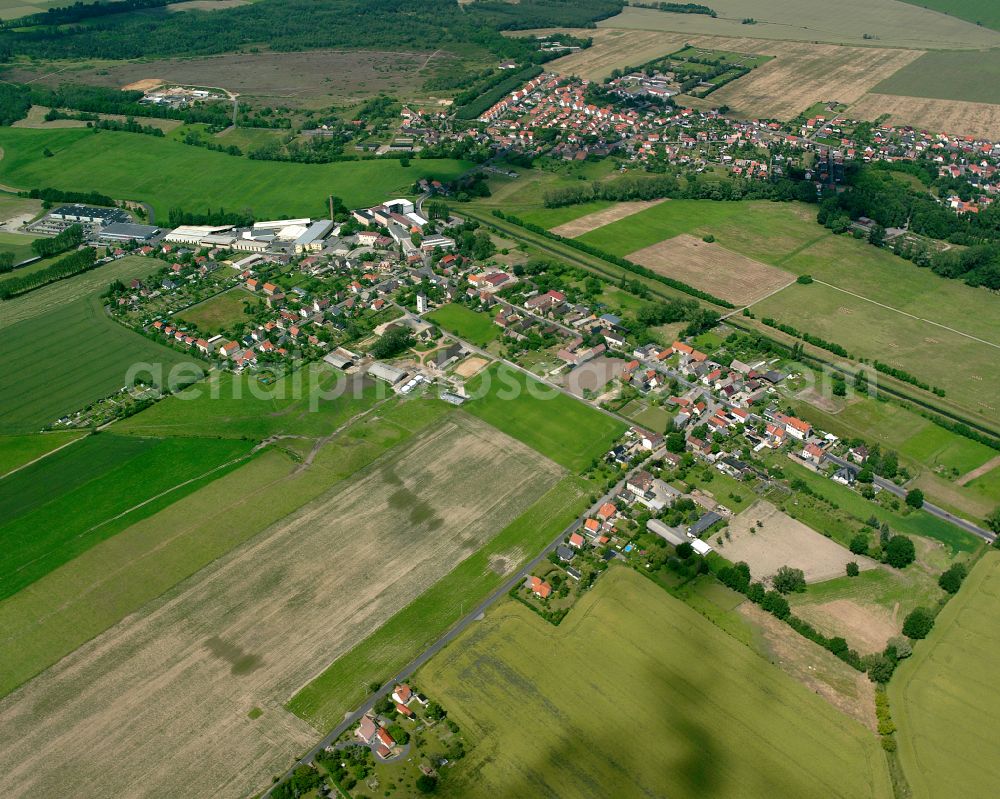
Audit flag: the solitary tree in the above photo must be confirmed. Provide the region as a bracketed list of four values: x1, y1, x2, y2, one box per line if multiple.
[902, 607, 934, 639]
[884, 535, 916, 569]
[986, 507, 1000, 536]
[772, 565, 806, 594]
[846, 561, 860, 577]
[905, 489, 925, 509]
[938, 563, 968, 594]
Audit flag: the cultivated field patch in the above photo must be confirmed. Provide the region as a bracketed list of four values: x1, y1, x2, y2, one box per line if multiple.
[627, 233, 794, 305]
[891, 552, 1000, 799]
[595, 2, 1000, 50]
[174, 286, 255, 331]
[550, 198, 667, 237]
[0, 431, 85, 477]
[721, 500, 878, 584]
[846, 92, 1000, 139]
[418, 567, 891, 799]
[0, 413, 561, 798]
[872, 48, 1000, 105]
[542, 28, 689, 81]
[707, 41, 922, 121]
[0, 263, 205, 434]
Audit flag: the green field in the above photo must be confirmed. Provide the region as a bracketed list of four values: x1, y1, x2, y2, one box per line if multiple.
[0, 128, 471, 220]
[789, 395, 995, 477]
[897, 0, 1000, 31]
[465, 363, 626, 471]
[891, 551, 1000, 799]
[425, 303, 499, 347]
[563, 198, 1000, 420]
[286, 473, 590, 730]
[0, 430, 85, 475]
[755, 281, 1000, 424]
[116, 365, 382, 439]
[418, 566, 891, 799]
[0, 0, 60, 19]
[0, 255, 176, 330]
[0, 231, 38, 264]
[775, 456, 982, 554]
[596, 1, 1000, 48]
[0, 395, 452, 697]
[174, 287, 255, 332]
[0, 432, 253, 599]
[0, 280, 204, 434]
[873, 48, 1000, 104]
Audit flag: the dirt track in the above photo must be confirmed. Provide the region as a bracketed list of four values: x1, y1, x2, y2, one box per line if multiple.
[0, 414, 561, 799]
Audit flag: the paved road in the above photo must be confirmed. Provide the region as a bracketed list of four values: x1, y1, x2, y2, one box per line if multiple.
[824, 452, 995, 543]
[262, 457, 652, 797]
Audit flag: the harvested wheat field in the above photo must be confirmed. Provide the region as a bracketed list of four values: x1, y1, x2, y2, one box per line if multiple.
[847, 93, 1000, 140]
[0, 414, 561, 799]
[795, 597, 900, 654]
[720, 500, 878, 584]
[545, 29, 689, 81]
[709, 41, 922, 120]
[551, 199, 667, 238]
[626, 233, 794, 305]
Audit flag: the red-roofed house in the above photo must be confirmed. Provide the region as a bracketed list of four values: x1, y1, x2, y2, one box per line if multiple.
[569, 532, 585, 548]
[529, 576, 552, 599]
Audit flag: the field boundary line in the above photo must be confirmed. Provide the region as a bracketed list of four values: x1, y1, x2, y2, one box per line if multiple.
[6, 444, 263, 582]
[725, 278, 795, 318]
[814, 279, 1000, 350]
[0, 434, 86, 480]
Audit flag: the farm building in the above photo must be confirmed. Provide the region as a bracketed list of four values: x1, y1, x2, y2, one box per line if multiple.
[368, 362, 407, 385]
[647, 519, 686, 546]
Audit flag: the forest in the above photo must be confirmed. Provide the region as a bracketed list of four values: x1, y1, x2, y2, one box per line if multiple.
[0, 0, 623, 61]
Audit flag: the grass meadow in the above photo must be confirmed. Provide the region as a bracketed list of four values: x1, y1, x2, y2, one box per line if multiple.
[890, 551, 1000, 799]
[0, 430, 85, 476]
[173, 286, 255, 331]
[0, 432, 253, 599]
[116, 365, 382, 439]
[287, 472, 590, 730]
[0, 289, 204, 433]
[425, 303, 499, 347]
[775, 456, 982, 555]
[418, 567, 892, 799]
[464, 362, 626, 472]
[0, 231, 38, 263]
[0, 128, 471, 219]
[0, 396, 453, 697]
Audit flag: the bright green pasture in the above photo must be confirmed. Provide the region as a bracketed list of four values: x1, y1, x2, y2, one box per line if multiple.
[0, 433, 252, 599]
[0, 128, 471, 219]
[891, 552, 1000, 799]
[464, 362, 626, 471]
[287, 473, 589, 730]
[425, 303, 499, 347]
[418, 567, 892, 799]
[896, 0, 1000, 31]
